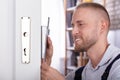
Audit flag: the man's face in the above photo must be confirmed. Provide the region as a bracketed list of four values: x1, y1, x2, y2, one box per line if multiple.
[71, 8, 101, 52]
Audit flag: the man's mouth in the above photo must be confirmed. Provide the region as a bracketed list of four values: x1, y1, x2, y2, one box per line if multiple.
[75, 38, 81, 42]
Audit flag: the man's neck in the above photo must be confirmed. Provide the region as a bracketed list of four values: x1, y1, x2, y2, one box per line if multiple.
[87, 42, 109, 68]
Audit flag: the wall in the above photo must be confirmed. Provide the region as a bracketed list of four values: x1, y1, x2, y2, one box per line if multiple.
[0, 0, 14, 79]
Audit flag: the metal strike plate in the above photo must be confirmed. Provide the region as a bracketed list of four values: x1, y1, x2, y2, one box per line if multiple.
[41, 17, 50, 59]
[41, 26, 48, 59]
[21, 17, 31, 64]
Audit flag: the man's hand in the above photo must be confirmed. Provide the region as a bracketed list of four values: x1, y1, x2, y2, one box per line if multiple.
[41, 37, 65, 80]
[41, 60, 65, 80]
[45, 37, 53, 65]
[41, 37, 53, 80]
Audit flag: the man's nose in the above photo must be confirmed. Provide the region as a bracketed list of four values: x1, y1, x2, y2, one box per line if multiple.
[72, 26, 79, 35]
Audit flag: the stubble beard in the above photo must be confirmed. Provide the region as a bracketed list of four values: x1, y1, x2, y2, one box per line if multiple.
[74, 38, 97, 52]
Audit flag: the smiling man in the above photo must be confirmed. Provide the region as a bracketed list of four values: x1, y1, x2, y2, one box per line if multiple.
[41, 2, 120, 80]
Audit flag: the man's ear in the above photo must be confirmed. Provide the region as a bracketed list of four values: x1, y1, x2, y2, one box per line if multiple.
[100, 20, 108, 33]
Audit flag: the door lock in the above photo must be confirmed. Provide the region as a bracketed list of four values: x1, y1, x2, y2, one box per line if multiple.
[21, 17, 31, 64]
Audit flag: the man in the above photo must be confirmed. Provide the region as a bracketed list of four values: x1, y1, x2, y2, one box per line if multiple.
[41, 2, 120, 80]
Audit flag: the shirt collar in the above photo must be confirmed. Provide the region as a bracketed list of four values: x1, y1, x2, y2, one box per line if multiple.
[97, 44, 112, 66]
[98, 44, 120, 66]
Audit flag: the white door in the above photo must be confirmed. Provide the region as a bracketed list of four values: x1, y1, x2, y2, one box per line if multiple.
[0, 0, 41, 80]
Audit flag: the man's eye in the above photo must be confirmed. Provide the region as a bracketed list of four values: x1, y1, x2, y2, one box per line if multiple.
[78, 24, 83, 26]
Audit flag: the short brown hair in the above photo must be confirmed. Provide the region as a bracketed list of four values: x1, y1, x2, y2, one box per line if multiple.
[76, 2, 110, 27]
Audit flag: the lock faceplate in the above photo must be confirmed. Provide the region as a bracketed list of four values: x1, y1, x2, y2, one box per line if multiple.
[21, 17, 31, 64]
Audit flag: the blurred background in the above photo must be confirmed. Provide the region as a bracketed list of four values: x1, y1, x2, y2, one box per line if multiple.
[41, 0, 120, 75]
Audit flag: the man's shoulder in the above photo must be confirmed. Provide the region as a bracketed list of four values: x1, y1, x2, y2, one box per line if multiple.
[108, 55, 120, 80]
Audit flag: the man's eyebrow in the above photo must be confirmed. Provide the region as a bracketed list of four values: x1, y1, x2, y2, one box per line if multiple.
[71, 20, 83, 25]
[71, 20, 83, 24]
[76, 20, 83, 23]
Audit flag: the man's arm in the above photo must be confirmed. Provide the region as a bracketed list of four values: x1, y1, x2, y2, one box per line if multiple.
[41, 37, 53, 80]
[41, 37, 65, 80]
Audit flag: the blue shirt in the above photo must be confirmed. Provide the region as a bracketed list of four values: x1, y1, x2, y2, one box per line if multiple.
[66, 44, 120, 80]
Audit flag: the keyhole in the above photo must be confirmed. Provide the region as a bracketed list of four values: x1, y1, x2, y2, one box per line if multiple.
[24, 48, 27, 56]
[23, 32, 28, 37]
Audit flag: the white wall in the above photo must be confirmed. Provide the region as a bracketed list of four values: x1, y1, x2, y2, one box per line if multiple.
[108, 30, 115, 44]
[114, 30, 120, 48]
[0, 0, 14, 79]
[41, 0, 65, 74]
[108, 30, 120, 48]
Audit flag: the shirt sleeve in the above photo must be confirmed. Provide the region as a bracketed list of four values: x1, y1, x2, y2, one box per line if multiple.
[65, 71, 76, 80]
